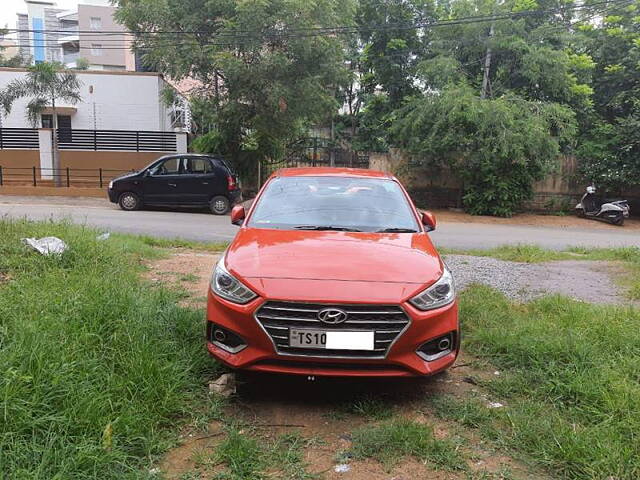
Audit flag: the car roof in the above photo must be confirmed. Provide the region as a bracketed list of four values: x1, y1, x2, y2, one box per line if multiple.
[273, 167, 393, 179]
[155, 153, 224, 159]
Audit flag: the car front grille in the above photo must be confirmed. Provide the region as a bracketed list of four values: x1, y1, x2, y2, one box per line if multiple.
[255, 301, 410, 359]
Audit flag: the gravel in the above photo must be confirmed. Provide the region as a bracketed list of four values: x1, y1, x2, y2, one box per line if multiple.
[444, 254, 629, 304]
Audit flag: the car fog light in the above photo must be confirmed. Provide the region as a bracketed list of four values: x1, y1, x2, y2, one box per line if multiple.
[208, 323, 247, 354]
[417, 332, 456, 362]
[438, 337, 451, 351]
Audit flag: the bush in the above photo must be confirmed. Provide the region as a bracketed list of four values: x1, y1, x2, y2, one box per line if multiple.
[391, 87, 576, 216]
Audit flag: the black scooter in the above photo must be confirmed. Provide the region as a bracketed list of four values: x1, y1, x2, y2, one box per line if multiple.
[575, 186, 630, 226]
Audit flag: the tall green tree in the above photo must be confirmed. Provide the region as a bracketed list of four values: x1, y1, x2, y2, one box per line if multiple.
[348, 0, 435, 150]
[577, 2, 640, 193]
[0, 62, 82, 186]
[116, 0, 354, 168]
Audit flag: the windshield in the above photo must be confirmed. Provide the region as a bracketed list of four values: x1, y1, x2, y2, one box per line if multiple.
[248, 176, 420, 232]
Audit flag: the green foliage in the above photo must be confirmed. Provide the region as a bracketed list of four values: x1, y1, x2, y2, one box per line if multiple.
[74, 57, 90, 70]
[576, 3, 640, 193]
[117, 0, 354, 164]
[191, 131, 226, 156]
[577, 115, 640, 194]
[112, 0, 640, 206]
[343, 0, 435, 149]
[392, 87, 576, 216]
[0, 220, 221, 478]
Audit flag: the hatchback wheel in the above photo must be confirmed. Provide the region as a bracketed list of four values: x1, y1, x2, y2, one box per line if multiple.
[210, 196, 230, 215]
[118, 192, 141, 211]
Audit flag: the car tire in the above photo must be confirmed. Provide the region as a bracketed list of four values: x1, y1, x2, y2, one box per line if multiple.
[210, 196, 230, 215]
[118, 192, 141, 211]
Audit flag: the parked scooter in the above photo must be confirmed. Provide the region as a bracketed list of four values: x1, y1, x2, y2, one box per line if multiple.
[575, 185, 630, 226]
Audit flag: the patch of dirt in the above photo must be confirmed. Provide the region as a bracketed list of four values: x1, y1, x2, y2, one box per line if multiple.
[147, 250, 551, 480]
[160, 425, 225, 479]
[432, 209, 640, 230]
[144, 249, 220, 307]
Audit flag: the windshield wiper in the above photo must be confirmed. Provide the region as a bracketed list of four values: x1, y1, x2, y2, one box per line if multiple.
[293, 225, 363, 232]
[375, 228, 418, 233]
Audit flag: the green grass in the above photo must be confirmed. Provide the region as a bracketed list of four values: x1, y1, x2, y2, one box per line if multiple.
[439, 286, 640, 479]
[0, 219, 221, 479]
[111, 233, 229, 252]
[350, 419, 466, 471]
[215, 429, 265, 479]
[443, 244, 640, 264]
[342, 395, 394, 420]
[213, 429, 314, 480]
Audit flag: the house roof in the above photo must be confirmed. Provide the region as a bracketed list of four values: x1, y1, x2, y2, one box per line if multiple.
[0, 67, 164, 78]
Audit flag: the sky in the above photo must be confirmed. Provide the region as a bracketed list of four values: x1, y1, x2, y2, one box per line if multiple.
[1, 0, 80, 31]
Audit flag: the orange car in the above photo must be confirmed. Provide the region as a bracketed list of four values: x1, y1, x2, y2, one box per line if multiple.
[206, 168, 458, 377]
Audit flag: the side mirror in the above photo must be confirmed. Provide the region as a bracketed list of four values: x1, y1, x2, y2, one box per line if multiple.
[421, 211, 436, 232]
[230, 205, 246, 226]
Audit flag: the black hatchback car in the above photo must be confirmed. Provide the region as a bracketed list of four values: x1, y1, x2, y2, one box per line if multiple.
[107, 154, 241, 215]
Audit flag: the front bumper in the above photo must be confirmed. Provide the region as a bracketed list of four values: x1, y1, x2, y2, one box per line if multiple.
[107, 188, 118, 203]
[206, 290, 459, 377]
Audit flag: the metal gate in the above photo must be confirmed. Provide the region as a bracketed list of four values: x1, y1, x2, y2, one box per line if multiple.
[258, 137, 369, 186]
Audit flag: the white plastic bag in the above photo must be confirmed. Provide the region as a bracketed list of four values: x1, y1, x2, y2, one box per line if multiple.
[22, 237, 68, 256]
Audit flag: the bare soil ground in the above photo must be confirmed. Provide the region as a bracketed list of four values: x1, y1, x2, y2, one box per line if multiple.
[144, 250, 584, 480]
[432, 209, 640, 230]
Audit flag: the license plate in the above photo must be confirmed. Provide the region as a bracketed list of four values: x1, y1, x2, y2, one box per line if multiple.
[289, 328, 374, 350]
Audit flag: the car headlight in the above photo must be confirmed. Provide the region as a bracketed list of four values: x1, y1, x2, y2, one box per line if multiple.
[409, 267, 455, 310]
[108, 180, 113, 189]
[210, 257, 257, 304]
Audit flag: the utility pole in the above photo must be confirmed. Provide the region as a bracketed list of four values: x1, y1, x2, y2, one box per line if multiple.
[480, 21, 495, 99]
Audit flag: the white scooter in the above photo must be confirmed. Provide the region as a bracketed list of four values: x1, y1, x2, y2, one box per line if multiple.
[575, 186, 630, 226]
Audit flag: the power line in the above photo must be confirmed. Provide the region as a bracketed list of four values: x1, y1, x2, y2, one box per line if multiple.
[5, 0, 630, 40]
[10, 0, 630, 52]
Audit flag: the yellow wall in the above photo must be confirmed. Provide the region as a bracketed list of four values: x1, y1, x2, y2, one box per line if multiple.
[60, 151, 164, 172]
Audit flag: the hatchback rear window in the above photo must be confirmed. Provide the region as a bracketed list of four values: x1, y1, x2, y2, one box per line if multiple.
[248, 176, 420, 232]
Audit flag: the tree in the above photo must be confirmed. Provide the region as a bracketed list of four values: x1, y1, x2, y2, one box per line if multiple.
[577, 3, 640, 194]
[116, 0, 354, 169]
[348, 0, 435, 150]
[0, 62, 81, 186]
[392, 86, 576, 216]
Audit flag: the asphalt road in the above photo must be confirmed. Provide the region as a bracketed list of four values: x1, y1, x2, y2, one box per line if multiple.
[1, 197, 639, 250]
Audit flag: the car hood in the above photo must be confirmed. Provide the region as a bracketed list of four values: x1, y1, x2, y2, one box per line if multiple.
[114, 171, 141, 182]
[226, 228, 443, 286]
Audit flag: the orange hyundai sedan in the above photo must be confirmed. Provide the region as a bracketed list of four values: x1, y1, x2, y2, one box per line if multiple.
[206, 168, 458, 377]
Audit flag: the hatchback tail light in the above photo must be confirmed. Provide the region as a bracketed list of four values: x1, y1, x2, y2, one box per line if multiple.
[227, 175, 238, 191]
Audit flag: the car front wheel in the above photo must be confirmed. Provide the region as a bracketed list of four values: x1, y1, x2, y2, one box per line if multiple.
[118, 192, 141, 211]
[210, 195, 230, 215]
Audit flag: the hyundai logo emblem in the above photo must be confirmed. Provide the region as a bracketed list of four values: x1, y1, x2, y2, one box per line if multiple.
[317, 308, 348, 324]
